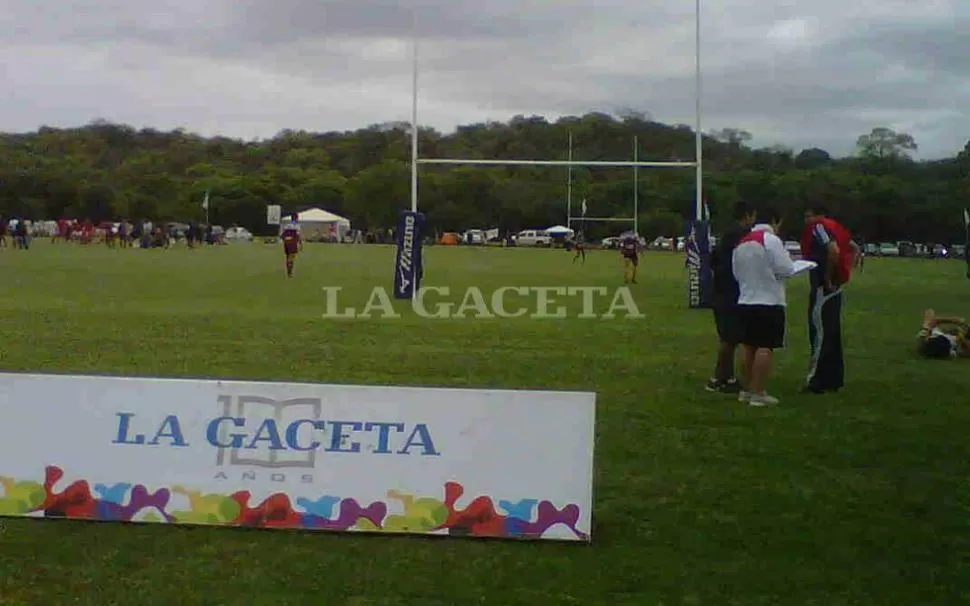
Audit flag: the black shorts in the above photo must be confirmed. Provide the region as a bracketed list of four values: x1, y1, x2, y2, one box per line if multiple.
[738, 304, 786, 349]
[713, 305, 743, 345]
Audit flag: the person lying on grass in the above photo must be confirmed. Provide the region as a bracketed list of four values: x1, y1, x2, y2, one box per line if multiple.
[918, 309, 970, 359]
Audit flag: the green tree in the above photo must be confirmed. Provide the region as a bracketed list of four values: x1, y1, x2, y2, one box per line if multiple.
[345, 159, 409, 230]
[855, 127, 918, 160]
[0, 117, 963, 243]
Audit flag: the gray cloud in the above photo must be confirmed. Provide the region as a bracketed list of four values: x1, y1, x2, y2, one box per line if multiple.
[0, 0, 966, 158]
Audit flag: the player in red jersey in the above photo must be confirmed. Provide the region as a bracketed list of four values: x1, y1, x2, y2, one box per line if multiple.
[281, 214, 302, 277]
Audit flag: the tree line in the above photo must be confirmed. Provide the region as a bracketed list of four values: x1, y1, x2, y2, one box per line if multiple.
[1, 114, 968, 242]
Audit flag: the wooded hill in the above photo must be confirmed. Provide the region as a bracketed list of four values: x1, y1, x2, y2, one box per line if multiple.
[1, 113, 968, 241]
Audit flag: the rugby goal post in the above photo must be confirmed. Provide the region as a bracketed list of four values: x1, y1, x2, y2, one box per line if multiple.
[403, 0, 711, 308]
[564, 132, 656, 237]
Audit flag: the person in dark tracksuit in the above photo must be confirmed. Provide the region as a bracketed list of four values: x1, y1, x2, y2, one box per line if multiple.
[705, 200, 756, 393]
[801, 205, 859, 394]
[15, 219, 28, 249]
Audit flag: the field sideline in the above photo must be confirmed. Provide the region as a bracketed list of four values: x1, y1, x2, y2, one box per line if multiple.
[0, 242, 968, 605]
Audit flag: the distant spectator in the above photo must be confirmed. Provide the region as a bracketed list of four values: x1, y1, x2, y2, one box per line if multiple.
[14, 219, 28, 249]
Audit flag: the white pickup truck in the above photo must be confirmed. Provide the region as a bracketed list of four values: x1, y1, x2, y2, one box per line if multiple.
[515, 229, 551, 247]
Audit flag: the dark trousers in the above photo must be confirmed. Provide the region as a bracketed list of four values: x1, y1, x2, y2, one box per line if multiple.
[807, 287, 844, 390]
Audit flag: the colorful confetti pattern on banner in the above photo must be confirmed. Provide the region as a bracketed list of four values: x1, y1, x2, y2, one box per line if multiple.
[0, 466, 588, 540]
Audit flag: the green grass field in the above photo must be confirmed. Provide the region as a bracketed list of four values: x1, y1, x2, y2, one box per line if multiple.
[0, 241, 968, 605]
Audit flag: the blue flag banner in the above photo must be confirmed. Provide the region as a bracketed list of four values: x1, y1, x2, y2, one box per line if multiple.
[686, 219, 713, 308]
[394, 211, 426, 299]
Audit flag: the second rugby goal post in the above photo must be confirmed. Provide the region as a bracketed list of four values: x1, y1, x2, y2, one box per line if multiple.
[406, 0, 704, 226]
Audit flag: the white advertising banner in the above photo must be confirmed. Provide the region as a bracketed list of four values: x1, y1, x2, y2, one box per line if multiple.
[267, 204, 281, 225]
[0, 373, 595, 541]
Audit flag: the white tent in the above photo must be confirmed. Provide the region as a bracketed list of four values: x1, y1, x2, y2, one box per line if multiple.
[545, 225, 575, 236]
[281, 207, 352, 242]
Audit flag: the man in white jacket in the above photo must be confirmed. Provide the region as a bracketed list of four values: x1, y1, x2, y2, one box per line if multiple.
[732, 210, 795, 406]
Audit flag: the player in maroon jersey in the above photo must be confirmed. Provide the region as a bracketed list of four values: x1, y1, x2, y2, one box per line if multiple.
[620, 234, 640, 283]
[572, 231, 587, 264]
[281, 214, 302, 277]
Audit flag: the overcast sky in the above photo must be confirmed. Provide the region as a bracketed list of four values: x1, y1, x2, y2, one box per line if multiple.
[2, 0, 966, 159]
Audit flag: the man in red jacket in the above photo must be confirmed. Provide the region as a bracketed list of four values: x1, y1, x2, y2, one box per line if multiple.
[800, 205, 860, 394]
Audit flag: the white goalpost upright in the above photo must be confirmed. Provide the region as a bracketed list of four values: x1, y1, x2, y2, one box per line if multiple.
[407, 0, 704, 249]
[410, 14, 419, 215]
[634, 136, 639, 235]
[693, 0, 703, 223]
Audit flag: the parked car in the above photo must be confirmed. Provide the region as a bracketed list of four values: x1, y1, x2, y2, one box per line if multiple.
[878, 242, 899, 256]
[784, 240, 801, 259]
[864, 243, 879, 255]
[898, 241, 916, 257]
[461, 229, 486, 244]
[604, 234, 647, 249]
[225, 226, 253, 242]
[515, 229, 551, 246]
[951, 244, 966, 258]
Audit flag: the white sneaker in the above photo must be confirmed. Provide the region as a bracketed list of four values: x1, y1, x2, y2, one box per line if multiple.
[738, 390, 750, 403]
[748, 393, 779, 406]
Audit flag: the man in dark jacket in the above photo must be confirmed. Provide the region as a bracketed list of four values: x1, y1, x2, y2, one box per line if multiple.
[705, 200, 756, 393]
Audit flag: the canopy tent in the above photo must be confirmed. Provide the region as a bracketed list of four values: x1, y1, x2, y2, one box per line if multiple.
[545, 225, 575, 236]
[281, 207, 352, 242]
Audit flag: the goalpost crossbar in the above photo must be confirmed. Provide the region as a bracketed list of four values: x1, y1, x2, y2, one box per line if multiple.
[416, 159, 696, 168]
[578, 217, 636, 222]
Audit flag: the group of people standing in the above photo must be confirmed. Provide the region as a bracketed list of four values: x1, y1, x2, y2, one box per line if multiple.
[0, 217, 31, 249]
[706, 201, 858, 405]
[47, 218, 220, 248]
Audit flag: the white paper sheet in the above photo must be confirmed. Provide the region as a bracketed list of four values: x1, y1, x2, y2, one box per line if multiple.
[789, 259, 817, 276]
